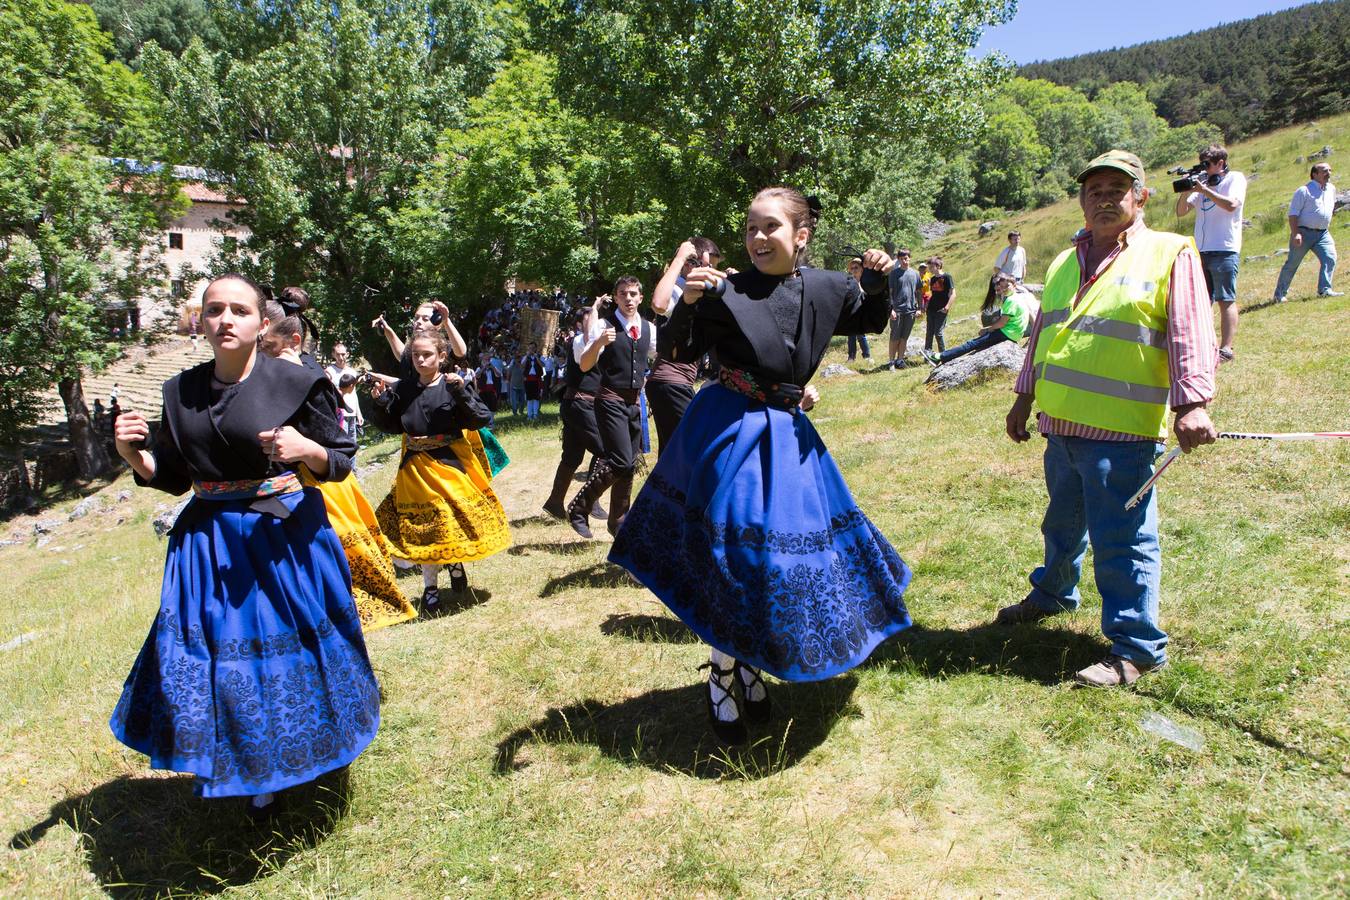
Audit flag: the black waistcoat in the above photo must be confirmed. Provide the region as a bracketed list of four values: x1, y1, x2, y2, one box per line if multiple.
[597, 311, 651, 392]
[564, 347, 602, 395]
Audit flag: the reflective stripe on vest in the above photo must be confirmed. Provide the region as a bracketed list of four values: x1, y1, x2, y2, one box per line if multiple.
[1033, 228, 1193, 438]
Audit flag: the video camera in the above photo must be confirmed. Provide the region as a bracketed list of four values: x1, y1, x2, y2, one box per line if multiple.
[1168, 164, 1223, 194]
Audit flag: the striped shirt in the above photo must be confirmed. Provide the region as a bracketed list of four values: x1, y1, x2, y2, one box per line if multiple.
[1014, 218, 1217, 442]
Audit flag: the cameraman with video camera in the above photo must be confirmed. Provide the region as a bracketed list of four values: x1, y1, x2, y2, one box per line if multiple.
[1174, 144, 1246, 362]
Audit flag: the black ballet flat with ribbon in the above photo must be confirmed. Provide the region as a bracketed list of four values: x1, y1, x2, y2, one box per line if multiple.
[734, 661, 772, 725]
[698, 662, 748, 746]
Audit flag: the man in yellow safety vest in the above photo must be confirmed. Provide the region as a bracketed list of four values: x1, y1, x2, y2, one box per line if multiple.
[1002, 150, 1219, 687]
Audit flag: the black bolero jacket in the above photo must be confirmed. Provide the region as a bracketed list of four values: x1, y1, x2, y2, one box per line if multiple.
[139, 351, 357, 495]
[367, 375, 491, 468]
[663, 266, 889, 385]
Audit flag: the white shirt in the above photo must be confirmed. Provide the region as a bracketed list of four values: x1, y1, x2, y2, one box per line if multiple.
[994, 244, 1026, 280]
[1187, 169, 1248, 253]
[1288, 180, 1336, 230]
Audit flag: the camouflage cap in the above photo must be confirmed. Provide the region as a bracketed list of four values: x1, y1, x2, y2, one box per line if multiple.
[1077, 149, 1146, 185]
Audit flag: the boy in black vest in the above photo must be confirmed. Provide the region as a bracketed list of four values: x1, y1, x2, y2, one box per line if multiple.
[544, 304, 607, 522]
[568, 276, 651, 538]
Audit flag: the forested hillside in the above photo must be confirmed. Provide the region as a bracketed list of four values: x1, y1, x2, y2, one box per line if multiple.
[1021, 0, 1350, 140]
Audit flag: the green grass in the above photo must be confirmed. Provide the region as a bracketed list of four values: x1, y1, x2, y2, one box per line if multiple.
[1, 120, 1348, 897]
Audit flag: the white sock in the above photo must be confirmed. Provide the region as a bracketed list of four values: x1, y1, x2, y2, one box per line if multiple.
[421, 564, 440, 589]
[738, 662, 767, 702]
[250, 792, 275, 808]
[708, 648, 739, 723]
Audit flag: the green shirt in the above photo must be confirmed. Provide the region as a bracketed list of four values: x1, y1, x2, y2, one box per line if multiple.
[999, 290, 1037, 342]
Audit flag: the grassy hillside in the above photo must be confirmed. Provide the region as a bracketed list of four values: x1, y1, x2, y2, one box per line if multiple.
[928, 112, 1350, 335]
[1, 112, 1348, 897]
[0, 276, 1346, 892]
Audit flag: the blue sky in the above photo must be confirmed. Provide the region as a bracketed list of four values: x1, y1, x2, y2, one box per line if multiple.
[975, 0, 1315, 65]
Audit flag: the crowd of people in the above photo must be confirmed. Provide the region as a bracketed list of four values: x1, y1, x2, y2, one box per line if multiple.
[102, 146, 1339, 817]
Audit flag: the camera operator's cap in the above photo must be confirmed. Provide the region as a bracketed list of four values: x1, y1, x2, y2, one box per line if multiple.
[1077, 149, 1146, 185]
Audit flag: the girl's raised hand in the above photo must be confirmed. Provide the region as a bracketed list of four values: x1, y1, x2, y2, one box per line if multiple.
[113, 410, 150, 457]
[682, 266, 727, 304]
[861, 249, 895, 273]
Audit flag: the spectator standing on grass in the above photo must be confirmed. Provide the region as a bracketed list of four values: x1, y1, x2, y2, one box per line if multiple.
[522, 343, 545, 422]
[1273, 161, 1341, 302]
[917, 262, 931, 310]
[845, 257, 873, 362]
[507, 353, 526, 416]
[887, 248, 921, 369]
[476, 351, 502, 412]
[992, 231, 1027, 283]
[1003, 150, 1218, 687]
[325, 341, 363, 440]
[924, 257, 954, 354]
[1174, 144, 1247, 362]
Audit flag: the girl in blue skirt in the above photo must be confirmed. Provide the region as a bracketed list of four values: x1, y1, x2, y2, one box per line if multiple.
[609, 187, 912, 744]
[111, 274, 380, 814]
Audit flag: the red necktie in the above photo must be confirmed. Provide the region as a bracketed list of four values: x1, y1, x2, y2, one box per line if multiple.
[629, 325, 639, 340]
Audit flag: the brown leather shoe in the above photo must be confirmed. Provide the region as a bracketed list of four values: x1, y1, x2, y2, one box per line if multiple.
[1073, 654, 1160, 687]
[994, 600, 1058, 626]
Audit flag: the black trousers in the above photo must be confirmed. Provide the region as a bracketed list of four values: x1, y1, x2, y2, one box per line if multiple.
[646, 379, 695, 460]
[595, 396, 642, 476]
[559, 396, 604, 474]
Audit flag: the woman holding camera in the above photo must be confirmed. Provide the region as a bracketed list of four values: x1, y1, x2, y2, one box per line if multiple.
[110, 274, 380, 813]
[609, 187, 912, 745]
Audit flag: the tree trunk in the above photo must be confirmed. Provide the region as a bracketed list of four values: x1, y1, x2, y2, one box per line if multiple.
[58, 376, 111, 479]
[12, 446, 36, 510]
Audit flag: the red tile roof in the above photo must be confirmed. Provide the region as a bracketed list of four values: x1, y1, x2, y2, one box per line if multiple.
[180, 181, 238, 204]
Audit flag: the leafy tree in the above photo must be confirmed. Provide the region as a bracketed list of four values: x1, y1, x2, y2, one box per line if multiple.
[394, 49, 765, 312]
[971, 102, 1049, 210]
[0, 0, 184, 481]
[140, 0, 501, 358]
[527, 0, 1013, 232]
[91, 0, 223, 64]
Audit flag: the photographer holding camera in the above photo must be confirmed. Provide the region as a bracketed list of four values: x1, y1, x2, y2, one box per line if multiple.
[1175, 144, 1246, 362]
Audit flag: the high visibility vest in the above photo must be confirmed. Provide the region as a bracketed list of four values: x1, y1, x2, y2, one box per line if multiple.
[1033, 228, 1192, 439]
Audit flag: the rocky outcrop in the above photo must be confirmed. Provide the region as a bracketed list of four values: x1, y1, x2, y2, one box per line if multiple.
[925, 341, 1026, 391]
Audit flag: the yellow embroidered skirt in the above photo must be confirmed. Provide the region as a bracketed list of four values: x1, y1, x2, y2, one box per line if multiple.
[302, 470, 417, 632]
[376, 440, 511, 565]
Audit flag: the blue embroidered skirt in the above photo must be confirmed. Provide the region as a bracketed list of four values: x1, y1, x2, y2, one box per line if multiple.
[110, 489, 381, 798]
[609, 383, 912, 682]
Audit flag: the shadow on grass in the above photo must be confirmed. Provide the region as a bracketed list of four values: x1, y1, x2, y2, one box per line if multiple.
[507, 539, 595, 557]
[421, 587, 493, 618]
[540, 562, 632, 597]
[9, 768, 352, 898]
[869, 623, 1108, 686]
[510, 514, 557, 528]
[0, 470, 122, 523]
[600, 612, 698, 644]
[494, 676, 858, 780]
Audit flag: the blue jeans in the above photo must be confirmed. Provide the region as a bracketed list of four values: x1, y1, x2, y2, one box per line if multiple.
[1199, 250, 1239, 302]
[937, 329, 1008, 363]
[1026, 435, 1168, 666]
[1275, 227, 1337, 297]
[847, 334, 871, 359]
[510, 386, 526, 415]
